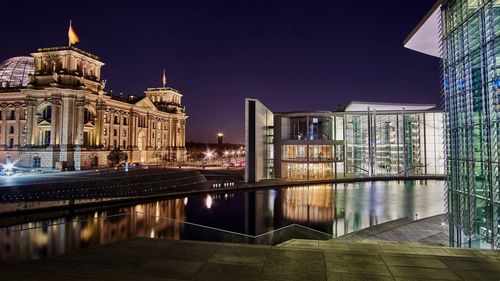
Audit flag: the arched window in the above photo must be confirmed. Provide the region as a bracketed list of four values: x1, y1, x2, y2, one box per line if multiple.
[42, 106, 52, 122]
[8, 110, 15, 120]
[84, 108, 94, 124]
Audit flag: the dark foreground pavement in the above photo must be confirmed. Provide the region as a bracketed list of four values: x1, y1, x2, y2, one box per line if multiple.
[1, 237, 499, 281]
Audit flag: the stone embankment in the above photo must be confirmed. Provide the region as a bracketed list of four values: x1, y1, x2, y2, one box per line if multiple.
[0, 168, 243, 215]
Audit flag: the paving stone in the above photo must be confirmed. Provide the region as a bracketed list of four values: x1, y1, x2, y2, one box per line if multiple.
[195, 262, 262, 280]
[349, 243, 381, 252]
[260, 265, 326, 281]
[209, 253, 267, 267]
[381, 254, 448, 268]
[141, 258, 203, 273]
[410, 246, 450, 256]
[324, 253, 385, 265]
[387, 265, 461, 280]
[452, 269, 500, 281]
[379, 245, 416, 254]
[439, 256, 500, 272]
[326, 262, 391, 276]
[327, 273, 395, 281]
[444, 248, 484, 257]
[2, 238, 500, 281]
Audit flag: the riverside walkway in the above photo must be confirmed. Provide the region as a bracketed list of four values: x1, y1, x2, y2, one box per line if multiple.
[1, 237, 498, 280]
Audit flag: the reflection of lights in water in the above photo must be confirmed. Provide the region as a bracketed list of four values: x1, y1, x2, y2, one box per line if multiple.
[150, 229, 155, 238]
[206, 195, 213, 209]
[224, 194, 228, 200]
[94, 212, 99, 219]
[135, 205, 144, 217]
[184, 197, 188, 206]
[155, 202, 160, 222]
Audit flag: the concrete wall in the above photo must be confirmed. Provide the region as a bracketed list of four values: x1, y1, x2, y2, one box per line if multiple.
[245, 99, 273, 183]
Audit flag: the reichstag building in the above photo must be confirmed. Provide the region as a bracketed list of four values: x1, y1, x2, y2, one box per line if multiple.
[0, 46, 187, 170]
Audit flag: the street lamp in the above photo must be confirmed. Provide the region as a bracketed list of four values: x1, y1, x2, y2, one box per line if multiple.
[204, 150, 214, 165]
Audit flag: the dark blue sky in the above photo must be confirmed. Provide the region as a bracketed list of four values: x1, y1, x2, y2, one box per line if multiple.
[1, 0, 439, 144]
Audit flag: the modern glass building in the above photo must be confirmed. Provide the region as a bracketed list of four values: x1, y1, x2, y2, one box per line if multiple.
[405, 0, 500, 248]
[245, 99, 445, 182]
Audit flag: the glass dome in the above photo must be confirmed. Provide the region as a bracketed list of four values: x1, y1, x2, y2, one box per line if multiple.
[0, 56, 35, 88]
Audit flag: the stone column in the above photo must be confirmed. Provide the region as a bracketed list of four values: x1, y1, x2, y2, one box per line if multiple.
[118, 111, 123, 149]
[130, 112, 138, 148]
[61, 97, 77, 146]
[173, 119, 178, 148]
[94, 102, 106, 147]
[13, 104, 21, 148]
[160, 119, 165, 149]
[181, 119, 185, 147]
[75, 99, 85, 146]
[0, 104, 6, 147]
[108, 110, 113, 149]
[50, 98, 61, 146]
[146, 114, 152, 149]
[25, 98, 37, 146]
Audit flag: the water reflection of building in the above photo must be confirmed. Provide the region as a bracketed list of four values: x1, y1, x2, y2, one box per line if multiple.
[281, 186, 334, 223]
[245, 99, 445, 182]
[0, 199, 185, 261]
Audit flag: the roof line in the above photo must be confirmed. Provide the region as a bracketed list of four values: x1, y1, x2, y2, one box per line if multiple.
[403, 0, 443, 46]
[347, 100, 437, 107]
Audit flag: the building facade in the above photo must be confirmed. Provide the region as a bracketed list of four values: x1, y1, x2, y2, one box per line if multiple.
[245, 99, 445, 183]
[406, 0, 500, 249]
[0, 46, 187, 170]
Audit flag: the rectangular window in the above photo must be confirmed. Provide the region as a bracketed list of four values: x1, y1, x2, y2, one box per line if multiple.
[113, 140, 117, 147]
[123, 117, 128, 126]
[8, 110, 15, 120]
[282, 145, 307, 160]
[103, 128, 107, 136]
[104, 114, 108, 123]
[23, 125, 27, 134]
[122, 140, 126, 148]
[114, 116, 118, 125]
[113, 129, 117, 137]
[122, 129, 126, 137]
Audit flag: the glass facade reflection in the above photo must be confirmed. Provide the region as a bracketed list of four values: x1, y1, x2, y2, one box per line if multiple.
[440, 0, 500, 249]
[253, 103, 445, 181]
[345, 111, 444, 176]
[406, 0, 500, 249]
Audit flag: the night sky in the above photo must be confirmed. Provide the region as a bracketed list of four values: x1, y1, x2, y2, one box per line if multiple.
[1, 1, 439, 144]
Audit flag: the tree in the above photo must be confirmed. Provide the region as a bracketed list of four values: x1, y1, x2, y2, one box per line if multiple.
[107, 149, 128, 167]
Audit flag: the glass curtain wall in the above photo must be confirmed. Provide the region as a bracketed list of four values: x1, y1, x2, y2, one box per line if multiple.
[344, 112, 444, 177]
[442, 0, 500, 249]
[281, 115, 344, 180]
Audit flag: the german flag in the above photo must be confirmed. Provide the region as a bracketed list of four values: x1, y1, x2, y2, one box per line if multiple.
[68, 20, 79, 46]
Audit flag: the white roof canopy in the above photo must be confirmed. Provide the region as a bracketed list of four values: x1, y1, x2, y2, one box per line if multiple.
[345, 101, 436, 112]
[404, 2, 442, 58]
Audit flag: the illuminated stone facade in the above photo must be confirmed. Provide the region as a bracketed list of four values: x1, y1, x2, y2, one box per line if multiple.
[0, 46, 187, 170]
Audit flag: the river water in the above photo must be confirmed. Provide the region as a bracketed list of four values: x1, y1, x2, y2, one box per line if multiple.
[0, 180, 445, 261]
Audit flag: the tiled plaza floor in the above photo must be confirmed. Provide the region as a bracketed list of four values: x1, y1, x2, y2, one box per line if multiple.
[0, 237, 499, 281]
